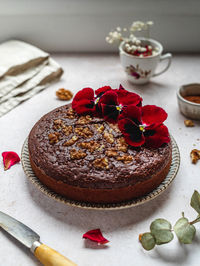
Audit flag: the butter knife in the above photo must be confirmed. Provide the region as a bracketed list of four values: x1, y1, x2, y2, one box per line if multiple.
[0, 211, 77, 266]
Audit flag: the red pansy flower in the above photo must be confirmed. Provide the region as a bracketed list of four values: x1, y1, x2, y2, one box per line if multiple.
[72, 87, 95, 115]
[83, 229, 109, 245]
[118, 105, 170, 148]
[99, 85, 142, 123]
[95, 86, 112, 97]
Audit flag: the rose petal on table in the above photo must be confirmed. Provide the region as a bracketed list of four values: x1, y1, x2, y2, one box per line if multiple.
[83, 229, 109, 244]
[2, 151, 20, 170]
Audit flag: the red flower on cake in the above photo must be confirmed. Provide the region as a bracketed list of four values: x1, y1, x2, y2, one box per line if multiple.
[118, 105, 170, 148]
[83, 229, 109, 245]
[99, 85, 142, 123]
[72, 87, 95, 115]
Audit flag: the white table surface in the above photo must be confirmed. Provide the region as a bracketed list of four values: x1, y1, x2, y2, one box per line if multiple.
[0, 53, 200, 266]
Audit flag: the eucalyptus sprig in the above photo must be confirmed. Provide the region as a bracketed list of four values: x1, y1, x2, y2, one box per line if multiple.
[139, 190, 200, 250]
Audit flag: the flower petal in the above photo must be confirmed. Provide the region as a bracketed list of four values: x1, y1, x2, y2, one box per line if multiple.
[115, 86, 142, 106]
[83, 229, 109, 244]
[101, 104, 119, 123]
[144, 124, 170, 148]
[72, 87, 95, 115]
[95, 86, 112, 97]
[118, 118, 145, 146]
[99, 90, 118, 106]
[141, 105, 168, 127]
[2, 151, 20, 171]
[119, 105, 142, 125]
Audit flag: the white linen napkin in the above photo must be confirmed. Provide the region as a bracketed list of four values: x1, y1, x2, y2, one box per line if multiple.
[0, 40, 63, 117]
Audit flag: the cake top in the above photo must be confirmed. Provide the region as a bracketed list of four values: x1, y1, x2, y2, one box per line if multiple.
[28, 104, 171, 189]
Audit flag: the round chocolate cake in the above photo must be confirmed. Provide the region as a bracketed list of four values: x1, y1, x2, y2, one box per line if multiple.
[28, 104, 172, 203]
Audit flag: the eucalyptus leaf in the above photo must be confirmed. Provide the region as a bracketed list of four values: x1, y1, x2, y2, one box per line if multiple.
[150, 219, 174, 245]
[190, 190, 200, 214]
[174, 217, 196, 244]
[140, 233, 156, 251]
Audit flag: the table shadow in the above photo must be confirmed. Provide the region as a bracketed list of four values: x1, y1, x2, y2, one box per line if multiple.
[25, 176, 175, 233]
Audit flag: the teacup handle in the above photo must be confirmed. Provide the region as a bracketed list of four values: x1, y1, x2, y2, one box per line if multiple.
[153, 53, 172, 77]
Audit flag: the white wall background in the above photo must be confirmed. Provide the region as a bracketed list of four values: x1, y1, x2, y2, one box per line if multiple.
[0, 0, 199, 52]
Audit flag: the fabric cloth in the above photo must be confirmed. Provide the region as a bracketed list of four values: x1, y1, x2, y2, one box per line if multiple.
[0, 40, 63, 117]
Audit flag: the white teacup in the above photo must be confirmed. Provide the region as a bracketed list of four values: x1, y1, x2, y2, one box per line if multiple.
[119, 38, 172, 84]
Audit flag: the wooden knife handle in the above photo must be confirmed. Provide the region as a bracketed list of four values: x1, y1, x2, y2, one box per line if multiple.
[34, 244, 77, 266]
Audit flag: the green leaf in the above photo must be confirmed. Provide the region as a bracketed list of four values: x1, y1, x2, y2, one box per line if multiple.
[150, 219, 174, 245]
[190, 190, 200, 214]
[140, 233, 156, 250]
[174, 217, 196, 244]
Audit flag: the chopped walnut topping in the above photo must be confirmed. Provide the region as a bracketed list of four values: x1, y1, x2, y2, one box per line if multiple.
[53, 119, 63, 129]
[75, 127, 93, 138]
[184, 119, 195, 127]
[56, 88, 73, 101]
[109, 123, 120, 133]
[65, 107, 76, 119]
[70, 148, 87, 159]
[190, 149, 200, 164]
[93, 158, 109, 169]
[62, 125, 73, 136]
[77, 115, 92, 124]
[104, 131, 114, 144]
[48, 132, 60, 144]
[63, 136, 78, 146]
[116, 137, 128, 152]
[117, 155, 133, 164]
[97, 144, 105, 151]
[95, 124, 105, 133]
[105, 149, 118, 157]
[78, 141, 99, 152]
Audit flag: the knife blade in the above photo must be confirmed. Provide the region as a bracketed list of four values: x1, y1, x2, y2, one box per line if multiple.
[0, 211, 77, 266]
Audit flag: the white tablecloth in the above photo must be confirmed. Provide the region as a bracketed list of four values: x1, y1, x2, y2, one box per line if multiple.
[0, 53, 200, 266]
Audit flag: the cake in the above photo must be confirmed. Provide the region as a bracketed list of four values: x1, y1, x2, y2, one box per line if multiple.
[28, 85, 172, 203]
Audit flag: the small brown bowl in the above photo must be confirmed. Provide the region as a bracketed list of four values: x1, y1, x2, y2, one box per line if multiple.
[177, 83, 200, 120]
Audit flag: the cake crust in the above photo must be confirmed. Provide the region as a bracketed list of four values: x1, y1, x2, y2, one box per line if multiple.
[28, 104, 172, 203]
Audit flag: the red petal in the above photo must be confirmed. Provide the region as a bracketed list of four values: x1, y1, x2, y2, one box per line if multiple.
[95, 86, 112, 97]
[115, 87, 142, 106]
[119, 105, 142, 124]
[144, 124, 170, 148]
[72, 88, 95, 115]
[2, 151, 20, 171]
[99, 90, 118, 106]
[83, 229, 109, 244]
[141, 105, 168, 127]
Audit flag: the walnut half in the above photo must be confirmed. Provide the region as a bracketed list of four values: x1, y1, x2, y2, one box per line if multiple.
[70, 149, 87, 160]
[56, 88, 73, 101]
[117, 155, 133, 164]
[93, 158, 109, 170]
[48, 132, 60, 144]
[190, 149, 200, 164]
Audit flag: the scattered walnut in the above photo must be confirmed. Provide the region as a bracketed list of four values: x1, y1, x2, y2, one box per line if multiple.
[62, 125, 73, 136]
[95, 124, 105, 133]
[75, 127, 93, 138]
[190, 149, 200, 164]
[63, 136, 78, 146]
[93, 158, 109, 169]
[105, 149, 118, 157]
[56, 88, 73, 101]
[78, 141, 99, 153]
[77, 115, 92, 124]
[70, 149, 87, 159]
[97, 144, 105, 151]
[184, 120, 195, 127]
[117, 155, 133, 164]
[109, 123, 120, 133]
[48, 132, 60, 144]
[53, 119, 63, 130]
[116, 137, 128, 152]
[104, 131, 114, 144]
[65, 107, 76, 119]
